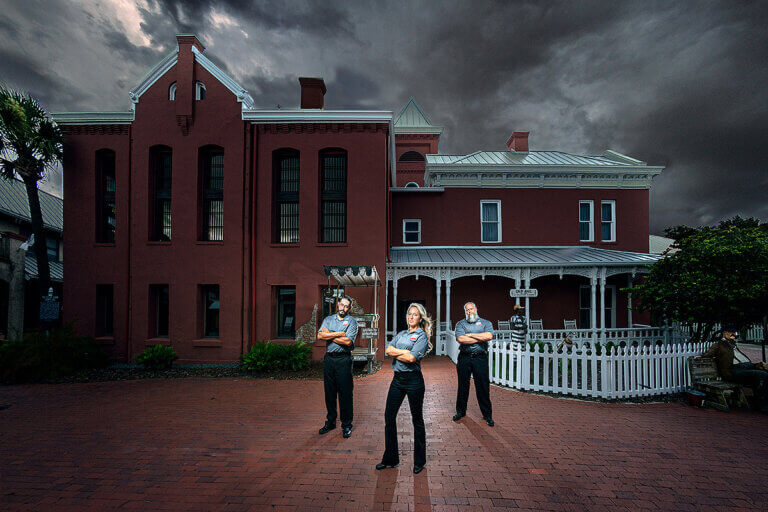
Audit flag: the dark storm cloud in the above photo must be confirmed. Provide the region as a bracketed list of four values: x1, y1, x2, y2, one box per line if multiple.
[1, 0, 766, 232]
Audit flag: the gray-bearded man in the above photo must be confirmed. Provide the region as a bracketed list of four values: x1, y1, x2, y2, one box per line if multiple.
[453, 301, 495, 426]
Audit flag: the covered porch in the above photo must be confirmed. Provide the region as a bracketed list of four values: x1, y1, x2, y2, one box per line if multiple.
[385, 246, 664, 353]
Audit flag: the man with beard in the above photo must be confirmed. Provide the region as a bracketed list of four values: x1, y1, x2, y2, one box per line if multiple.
[453, 301, 495, 426]
[317, 295, 359, 437]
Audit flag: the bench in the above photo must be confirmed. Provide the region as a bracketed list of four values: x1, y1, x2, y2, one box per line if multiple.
[688, 357, 749, 412]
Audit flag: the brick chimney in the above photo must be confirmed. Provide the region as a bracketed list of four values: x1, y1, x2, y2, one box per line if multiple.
[506, 132, 529, 152]
[175, 34, 205, 134]
[299, 77, 326, 109]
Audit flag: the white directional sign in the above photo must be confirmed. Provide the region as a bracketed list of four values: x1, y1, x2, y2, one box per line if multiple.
[509, 288, 538, 298]
[360, 328, 379, 339]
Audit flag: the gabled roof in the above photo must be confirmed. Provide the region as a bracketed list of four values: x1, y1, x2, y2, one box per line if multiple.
[128, 45, 254, 109]
[0, 178, 63, 233]
[394, 98, 443, 135]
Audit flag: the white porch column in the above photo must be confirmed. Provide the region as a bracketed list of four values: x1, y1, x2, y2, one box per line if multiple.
[515, 277, 521, 307]
[445, 276, 452, 331]
[523, 272, 531, 324]
[627, 274, 633, 328]
[392, 278, 398, 336]
[435, 276, 442, 343]
[590, 272, 597, 344]
[599, 270, 606, 343]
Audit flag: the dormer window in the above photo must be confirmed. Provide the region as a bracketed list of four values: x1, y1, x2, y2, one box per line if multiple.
[169, 82, 177, 100]
[195, 81, 206, 100]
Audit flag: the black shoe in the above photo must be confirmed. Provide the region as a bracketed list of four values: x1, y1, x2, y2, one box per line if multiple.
[342, 426, 352, 438]
[319, 423, 336, 435]
[376, 462, 399, 470]
[413, 465, 424, 474]
[483, 417, 495, 427]
[452, 412, 465, 422]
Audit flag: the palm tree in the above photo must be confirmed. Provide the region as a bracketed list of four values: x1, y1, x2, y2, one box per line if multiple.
[0, 85, 63, 313]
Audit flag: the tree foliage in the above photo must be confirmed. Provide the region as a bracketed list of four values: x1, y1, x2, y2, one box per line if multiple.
[634, 219, 768, 341]
[0, 85, 63, 305]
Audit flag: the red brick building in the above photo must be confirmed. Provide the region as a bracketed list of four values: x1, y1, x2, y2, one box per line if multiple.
[54, 35, 663, 363]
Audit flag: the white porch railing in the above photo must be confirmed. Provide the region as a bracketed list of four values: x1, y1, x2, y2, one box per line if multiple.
[439, 330, 711, 399]
[496, 327, 679, 346]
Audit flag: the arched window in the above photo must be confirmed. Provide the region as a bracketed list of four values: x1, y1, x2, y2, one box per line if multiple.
[168, 82, 177, 101]
[405, 182, 419, 188]
[195, 81, 206, 100]
[319, 148, 347, 243]
[95, 149, 116, 243]
[273, 149, 300, 244]
[398, 151, 425, 162]
[199, 145, 224, 241]
[149, 145, 172, 241]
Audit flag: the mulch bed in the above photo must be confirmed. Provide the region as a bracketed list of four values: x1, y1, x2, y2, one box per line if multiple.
[16, 361, 383, 385]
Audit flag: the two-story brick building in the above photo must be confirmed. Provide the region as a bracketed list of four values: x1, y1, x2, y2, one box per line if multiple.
[53, 34, 662, 363]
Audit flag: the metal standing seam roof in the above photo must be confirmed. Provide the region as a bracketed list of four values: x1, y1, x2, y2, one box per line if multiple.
[24, 254, 64, 282]
[0, 178, 63, 232]
[427, 151, 636, 167]
[389, 246, 660, 267]
[393, 98, 443, 133]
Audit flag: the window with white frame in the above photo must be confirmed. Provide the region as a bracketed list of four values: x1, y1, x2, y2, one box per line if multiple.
[195, 81, 206, 100]
[579, 200, 593, 242]
[480, 200, 501, 243]
[601, 200, 616, 242]
[578, 284, 616, 328]
[403, 219, 421, 244]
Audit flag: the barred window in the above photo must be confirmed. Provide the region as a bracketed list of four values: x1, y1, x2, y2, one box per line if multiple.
[273, 150, 300, 243]
[398, 150, 425, 162]
[200, 147, 224, 241]
[320, 150, 347, 243]
[276, 286, 296, 339]
[149, 146, 172, 241]
[95, 149, 116, 243]
[200, 285, 220, 338]
[96, 284, 114, 337]
[150, 284, 169, 338]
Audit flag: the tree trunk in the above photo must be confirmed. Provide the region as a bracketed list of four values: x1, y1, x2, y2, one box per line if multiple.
[23, 176, 50, 320]
[701, 323, 714, 343]
[762, 314, 767, 362]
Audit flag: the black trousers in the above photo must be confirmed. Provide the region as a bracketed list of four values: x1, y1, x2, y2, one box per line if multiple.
[323, 353, 353, 428]
[382, 371, 426, 467]
[456, 351, 492, 418]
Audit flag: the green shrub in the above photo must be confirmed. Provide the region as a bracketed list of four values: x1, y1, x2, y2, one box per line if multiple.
[240, 340, 312, 372]
[0, 324, 107, 383]
[135, 345, 178, 370]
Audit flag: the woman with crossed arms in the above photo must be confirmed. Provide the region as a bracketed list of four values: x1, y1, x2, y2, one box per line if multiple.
[376, 303, 432, 474]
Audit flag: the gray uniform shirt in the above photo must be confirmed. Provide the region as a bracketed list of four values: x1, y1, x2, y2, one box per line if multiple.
[454, 317, 494, 354]
[318, 315, 359, 354]
[387, 328, 429, 372]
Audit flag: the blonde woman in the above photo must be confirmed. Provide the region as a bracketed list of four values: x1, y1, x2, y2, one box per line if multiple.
[376, 303, 432, 474]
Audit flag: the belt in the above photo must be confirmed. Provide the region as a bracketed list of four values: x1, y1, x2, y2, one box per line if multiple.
[460, 351, 488, 358]
[326, 352, 351, 358]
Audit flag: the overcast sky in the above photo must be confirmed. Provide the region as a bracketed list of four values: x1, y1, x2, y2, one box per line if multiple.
[2, 0, 766, 234]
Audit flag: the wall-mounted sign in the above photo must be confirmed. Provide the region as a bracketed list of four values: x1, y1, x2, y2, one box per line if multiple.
[509, 289, 538, 298]
[360, 327, 379, 339]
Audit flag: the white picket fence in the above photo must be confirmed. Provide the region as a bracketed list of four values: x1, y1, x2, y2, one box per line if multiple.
[441, 331, 711, 399]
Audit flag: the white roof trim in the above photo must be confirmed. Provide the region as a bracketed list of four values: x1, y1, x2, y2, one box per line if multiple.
[390, 187, 445, 192]
[51, 112, 134, 125]
[394, 126, 444, 134]
[243, 109, 393, 123]
[129, 49, 178, 105]
[603, 150, 645, 165]
[191, 46, 254, 109]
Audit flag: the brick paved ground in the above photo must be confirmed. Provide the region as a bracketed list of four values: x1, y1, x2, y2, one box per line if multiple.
[1, 356, 767, 511]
